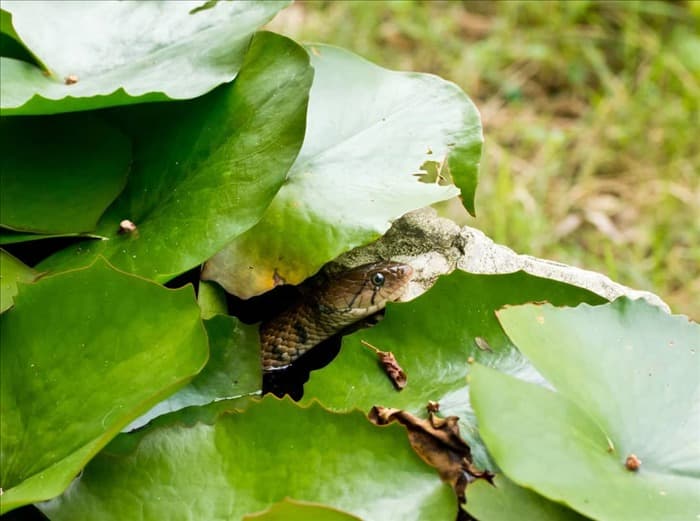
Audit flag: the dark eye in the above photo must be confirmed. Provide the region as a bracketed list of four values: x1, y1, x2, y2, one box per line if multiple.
[370, 272, 385, 287]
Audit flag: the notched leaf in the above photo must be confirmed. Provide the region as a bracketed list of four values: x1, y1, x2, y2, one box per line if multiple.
[361, 340, 407, 390]
[413, 159, 451, 186]
[368, 406, 493, 502]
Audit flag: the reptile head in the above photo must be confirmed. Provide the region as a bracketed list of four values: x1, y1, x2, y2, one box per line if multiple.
[318, 261, 413, 318]
[261, 261, 414, 371]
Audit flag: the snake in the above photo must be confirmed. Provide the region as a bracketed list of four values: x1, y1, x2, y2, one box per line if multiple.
[260, 261, 413, 371]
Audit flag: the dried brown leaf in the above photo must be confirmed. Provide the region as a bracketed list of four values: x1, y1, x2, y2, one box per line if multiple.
[361, 340, 407, 390]
[368, 406, 493, 502]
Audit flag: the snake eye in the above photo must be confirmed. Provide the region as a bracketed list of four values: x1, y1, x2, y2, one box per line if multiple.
[370, 272, 385, 287]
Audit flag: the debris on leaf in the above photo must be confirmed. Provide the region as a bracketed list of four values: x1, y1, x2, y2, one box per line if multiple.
[64, 74, 79, 85]
[427, 400, 440, 412]
[361, 340, 407, 390]
[118, 219, 137, 234]
[474, 336, 493, 352]
[368, 406, 493, 502]
[606, 436, 615, 453]
[272, 269, 286, 287]
[625, 453, 642, 471]
[467, 356, 475, 364]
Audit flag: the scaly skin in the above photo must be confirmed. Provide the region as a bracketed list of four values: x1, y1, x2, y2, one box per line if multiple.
[260, 261, 413, 371]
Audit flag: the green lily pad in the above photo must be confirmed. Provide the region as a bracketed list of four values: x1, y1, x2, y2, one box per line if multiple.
[40, 398, 455, 521]
[0, 249, 37, 312]
[0, 113, 131, 234]
[464, 475, 590, 521]
[202, 44, 482, 298]
[244, 499, 362, 521]
[470, 299, 700, 521]
[127, 314, 261, 431]
[302, 270, 605, 469]
[0, 1, 289, 115]
[37, 31, 313, 282]
[0, 259, 208, 512]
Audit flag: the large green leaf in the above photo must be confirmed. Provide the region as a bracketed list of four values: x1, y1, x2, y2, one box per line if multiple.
[37, 31, 313, 282]
[302, 270, 605, 469]
[0, 260, 208, 512]
[40, 398, 455, 521]
[0, 113, 131, 233]
[0, 1, 289, 115]
[464, 475, 591, 521]
[0, 249, 36, 312]
[127, 314, 262, 431]
[470, 299, 700, 521]
[202, 44, 482, 298]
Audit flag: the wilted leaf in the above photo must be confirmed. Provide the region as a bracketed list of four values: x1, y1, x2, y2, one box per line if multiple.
[0, 259, 208, 512]
[470, 299, 700, 521]
[37, 31, 313, 282]
[369, 406, 492, 502]
[0, 1, 289, 114]
[203, 44, 482, 298]
[361, 340, 407, 390]
[40, 398, 455, 521]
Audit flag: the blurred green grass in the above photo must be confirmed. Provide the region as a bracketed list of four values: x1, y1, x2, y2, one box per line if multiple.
[268, 0, 700, 319]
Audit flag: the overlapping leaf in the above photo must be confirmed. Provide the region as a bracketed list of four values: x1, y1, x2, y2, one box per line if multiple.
[0, 1, 289, 114]
[37, 31, 313, 282]
[302, 270, 605, 469]
[202, 44, 483, 298]
[470, 299, 700, 520]
[0, 260, 208, 512]
[0, 249, 36, 312]
[40, 398, 455, 521]
[127, 314, 261, 431]
[0, 113, 131, 234]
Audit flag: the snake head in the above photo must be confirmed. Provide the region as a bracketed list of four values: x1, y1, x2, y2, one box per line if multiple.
[318, 261, 413, 318]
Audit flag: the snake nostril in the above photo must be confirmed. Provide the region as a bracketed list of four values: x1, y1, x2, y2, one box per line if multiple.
[400, 265, 413, 278]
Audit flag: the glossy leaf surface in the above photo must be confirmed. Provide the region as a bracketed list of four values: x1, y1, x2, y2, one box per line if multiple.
[40, 398, 455, 521]
[471, 300, 700, 521]
[0, 260, 208, 512]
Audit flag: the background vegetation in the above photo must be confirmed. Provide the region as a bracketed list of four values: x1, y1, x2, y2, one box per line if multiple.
[269, 0, 700, 319]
